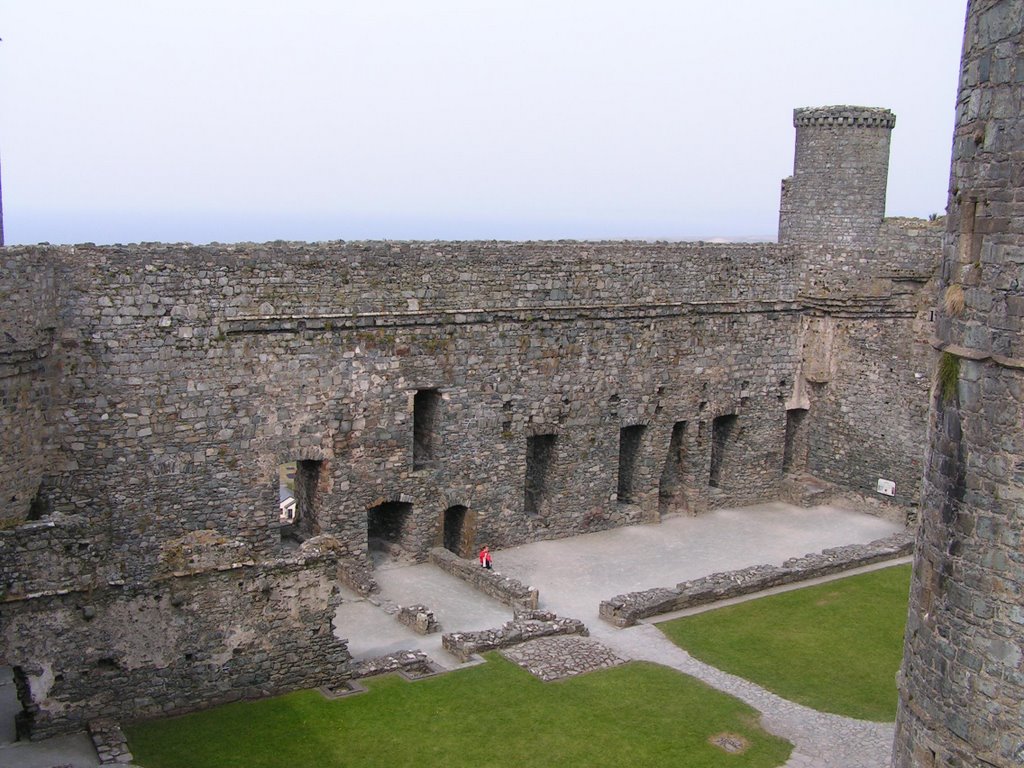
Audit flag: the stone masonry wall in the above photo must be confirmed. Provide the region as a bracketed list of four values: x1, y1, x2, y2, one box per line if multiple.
[599, 532, 914, 627]
[0, 549, 350, 738]
[894, 2, 1024, 766]
[11, 241, 805, 582]
[792, 230, 941, 516]
[430, 547, 538, 610]
[0, 250, 61, 526]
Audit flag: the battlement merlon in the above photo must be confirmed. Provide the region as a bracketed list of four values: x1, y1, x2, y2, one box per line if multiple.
[793, 106, 896, 129]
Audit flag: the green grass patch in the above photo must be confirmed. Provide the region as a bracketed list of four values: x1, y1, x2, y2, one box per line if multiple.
[127, 655, 792, 768]
[658, 564, 911, 722]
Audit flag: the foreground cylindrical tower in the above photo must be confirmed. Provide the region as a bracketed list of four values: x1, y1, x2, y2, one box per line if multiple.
[893, 2, 1024, 766]
[778, 105, 895, 247]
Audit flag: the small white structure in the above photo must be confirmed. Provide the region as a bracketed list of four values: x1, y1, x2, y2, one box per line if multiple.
[279, 496, 297, 522]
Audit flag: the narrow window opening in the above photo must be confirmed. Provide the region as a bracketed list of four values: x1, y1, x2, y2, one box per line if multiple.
[279, 460, 322, 542]
[658, 421, 688, 517]
[442, 505, 468, 556]
[524, 434, 557, 518]
[413, 389, 442, 471]
[278, 462, 297, 524]
[709, 414, 739, 489]
[10, 666, 33, 742]
[26, 485, 49, 522]
[617, 425, 646, 504]
[367, 501, 413, 565]
[782, 408, 809, 474]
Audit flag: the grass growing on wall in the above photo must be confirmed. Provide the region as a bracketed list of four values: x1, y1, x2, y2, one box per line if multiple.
[127, 655, 793, 768]
[658, 564, 911, 722]
[938, 351, 960, 403]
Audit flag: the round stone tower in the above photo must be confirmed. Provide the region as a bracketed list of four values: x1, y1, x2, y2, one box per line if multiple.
[778, 105, 896, 247]
[893, 2, 1024, 766]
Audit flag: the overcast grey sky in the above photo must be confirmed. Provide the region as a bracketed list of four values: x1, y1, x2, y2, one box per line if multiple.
[1, 1, 966, 245]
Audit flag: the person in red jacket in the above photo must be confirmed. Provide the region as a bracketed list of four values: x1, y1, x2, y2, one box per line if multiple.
[478, 545, 492, 570]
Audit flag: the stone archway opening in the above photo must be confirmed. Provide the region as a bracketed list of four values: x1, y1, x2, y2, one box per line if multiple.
[783, 408, 809, 474]
[442, 505, 470, 557]
[367, 500, 414, 566]
[709, 414, 739, 489]
[617, 424, 646, 504]
[658, 421, 689, 517]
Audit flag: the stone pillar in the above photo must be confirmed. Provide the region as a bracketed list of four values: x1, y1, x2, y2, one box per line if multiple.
[893, 2, 1024, 766]
[779, 106, 895, 247]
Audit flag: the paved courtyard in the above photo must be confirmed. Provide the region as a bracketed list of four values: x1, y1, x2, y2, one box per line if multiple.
[2, 501, 907, 767]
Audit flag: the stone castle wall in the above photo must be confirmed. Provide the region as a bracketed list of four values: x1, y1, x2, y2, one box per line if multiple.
[1, 548, 350, 739]
[795, 235, 940, 508]
[0, 108, 942, 736]
[893, 1, 1024, 765]
[4, 241, 805, 575]
[0, 252, 60, 527]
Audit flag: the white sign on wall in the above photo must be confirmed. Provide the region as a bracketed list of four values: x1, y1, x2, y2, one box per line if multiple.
[876, 478, 896, 497]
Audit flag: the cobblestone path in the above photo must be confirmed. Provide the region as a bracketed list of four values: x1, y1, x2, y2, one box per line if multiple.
[500, 635, 626, 681]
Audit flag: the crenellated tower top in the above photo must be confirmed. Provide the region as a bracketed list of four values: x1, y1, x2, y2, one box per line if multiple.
[792, 106, 896, 129]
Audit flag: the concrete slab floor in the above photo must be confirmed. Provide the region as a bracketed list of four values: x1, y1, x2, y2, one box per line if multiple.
[334, 500, 902, 662]
[494, 501, 902, 629]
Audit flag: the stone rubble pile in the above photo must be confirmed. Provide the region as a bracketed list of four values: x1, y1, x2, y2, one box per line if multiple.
[397, 604, 440, 635]
[87, 718, 134, 765]
[344, 650, 434, 680]
[442, 610, 588, 662]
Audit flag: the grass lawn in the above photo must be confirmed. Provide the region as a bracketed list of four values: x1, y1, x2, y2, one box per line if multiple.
[127, 655, 792, 768]
[658, 564, 911, 722]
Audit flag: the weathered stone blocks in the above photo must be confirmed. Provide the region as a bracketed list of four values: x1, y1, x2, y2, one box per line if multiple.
[429, 547, 539, 611]
[442, 611, 588, 663]
[599, 533, 914, 627]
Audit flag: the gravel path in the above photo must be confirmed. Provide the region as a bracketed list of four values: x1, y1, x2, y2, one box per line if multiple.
[598, 623, 894, 768]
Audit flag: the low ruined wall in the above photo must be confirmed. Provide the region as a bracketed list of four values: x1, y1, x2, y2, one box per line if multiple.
[0, 548, 351, 739]
[599, 532, 914, 627]
[442, 611, 588, 662]
[429, 547, 538, 610]
[343, 650, 434, 681]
